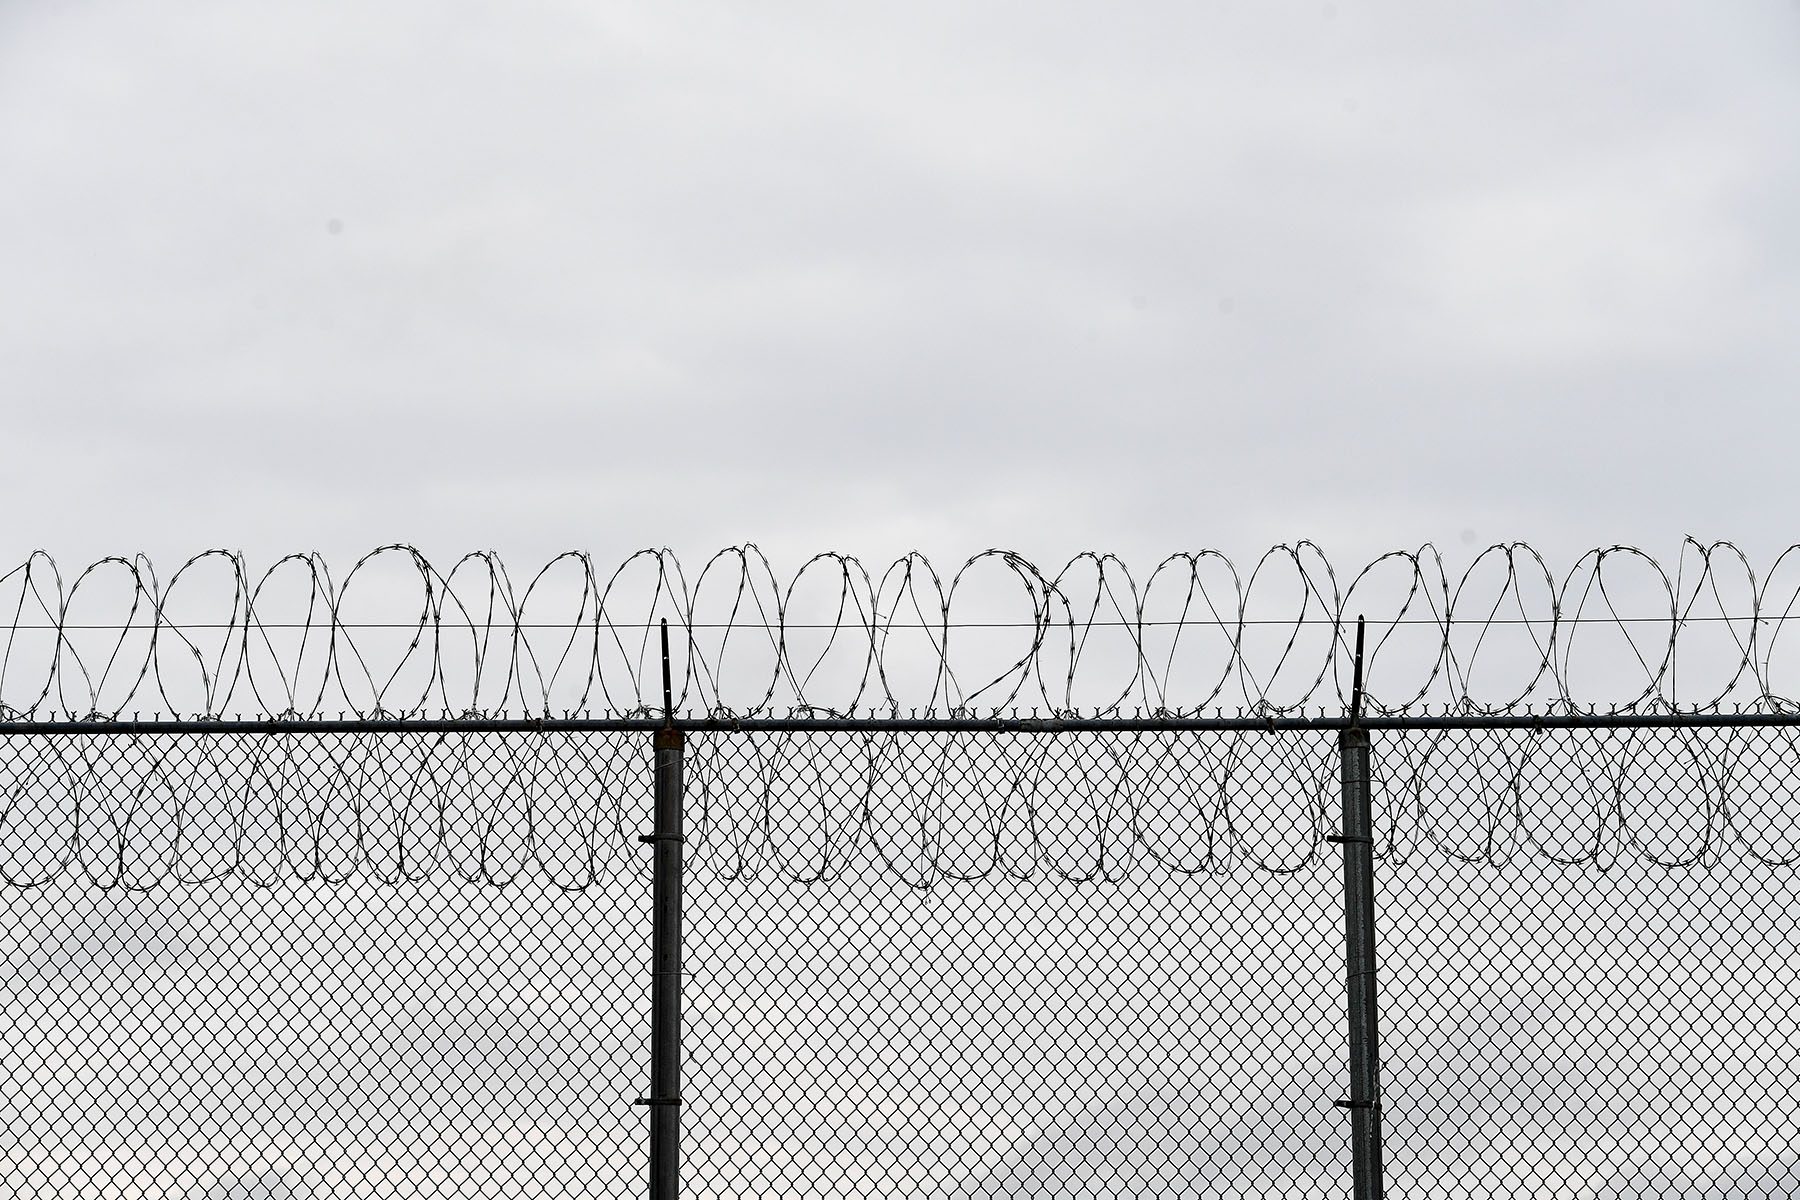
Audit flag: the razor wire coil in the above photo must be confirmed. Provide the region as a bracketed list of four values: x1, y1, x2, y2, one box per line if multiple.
[5, 539, 1800, 719]
[3, 725, 1797, 887]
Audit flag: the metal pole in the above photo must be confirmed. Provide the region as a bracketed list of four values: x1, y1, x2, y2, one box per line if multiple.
[1332, 616, 1385, 1200]
[638, 620, 684, 1200]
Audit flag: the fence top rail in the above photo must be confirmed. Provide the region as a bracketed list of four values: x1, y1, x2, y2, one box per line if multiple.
[4, 712, 1800, 735]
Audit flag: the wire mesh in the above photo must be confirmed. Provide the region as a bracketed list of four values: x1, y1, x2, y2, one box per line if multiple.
[1375, 726, 1800, 1200]
[1, 722, 1797, 1198]
[0, 731, 657, 1200]
[683, 730, 1349, 1199]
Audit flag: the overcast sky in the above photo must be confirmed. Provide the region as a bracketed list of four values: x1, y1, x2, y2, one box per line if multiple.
[4, 1, 1798, 577]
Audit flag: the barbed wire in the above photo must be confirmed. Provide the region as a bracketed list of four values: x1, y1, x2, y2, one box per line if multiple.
[1, 726, 1792, 886]
[4, 540, 1800, 719]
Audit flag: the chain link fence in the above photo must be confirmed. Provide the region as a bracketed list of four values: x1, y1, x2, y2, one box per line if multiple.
[3, 719, 1798, 1198]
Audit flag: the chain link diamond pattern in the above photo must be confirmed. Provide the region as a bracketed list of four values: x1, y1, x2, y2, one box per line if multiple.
[1, 723, 1796, 1198]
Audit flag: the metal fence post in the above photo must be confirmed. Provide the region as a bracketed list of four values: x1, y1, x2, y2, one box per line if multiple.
[1331, 617, 1385, 1200]
[638, 620, 685, 1200]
